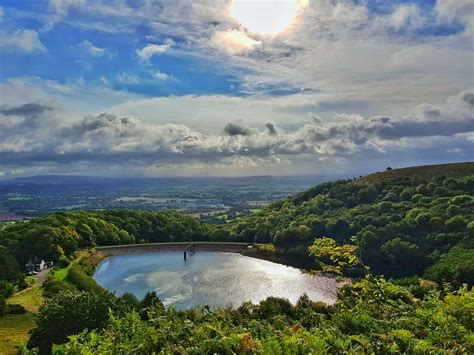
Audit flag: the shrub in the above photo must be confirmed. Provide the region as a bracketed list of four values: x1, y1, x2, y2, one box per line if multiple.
[0, 296, 6, 317]
[67, 264, 104, 294]
[7, 303, 26, 314]
[28, 291, 115, 353]
[42, 278, 76, 298]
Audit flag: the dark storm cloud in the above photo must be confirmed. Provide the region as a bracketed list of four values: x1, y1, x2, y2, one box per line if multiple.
[460, 92, 474, 106]
[265, 122, 277, 135]
[223, 122, 252, 136]
[0, 103, 52, 117]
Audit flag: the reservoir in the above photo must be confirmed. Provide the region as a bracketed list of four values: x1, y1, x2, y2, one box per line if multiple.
[93, 251, 341, 309]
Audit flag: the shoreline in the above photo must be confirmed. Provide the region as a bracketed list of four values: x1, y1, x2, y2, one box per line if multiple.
[95, 242, 291, 268]
[96, 242, 252, 255]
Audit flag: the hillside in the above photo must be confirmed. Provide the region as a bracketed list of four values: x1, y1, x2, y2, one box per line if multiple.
[222, 162, 474, 280]
[359, 162, 474, 184]
[1, 162, 473, 353]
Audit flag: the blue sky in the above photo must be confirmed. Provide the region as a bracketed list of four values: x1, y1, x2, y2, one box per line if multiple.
[0, 0, 473, 177]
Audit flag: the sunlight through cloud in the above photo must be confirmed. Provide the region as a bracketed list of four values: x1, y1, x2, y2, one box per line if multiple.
[231, 0, 306, 34]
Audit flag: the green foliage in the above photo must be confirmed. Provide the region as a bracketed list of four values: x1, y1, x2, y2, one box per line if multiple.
[0, 246, 21, 283]
[2, 163, 474, 352]
[7, 303, 26, 314]
[0, 296, 6, 317]
[50, 279, 474, 354]
[309, 237, 364, 275]
[66, 265, 104, 294]
[27, 291, 116, 353]
[220, 165, 474, 278]
[425, 247, 474, 286]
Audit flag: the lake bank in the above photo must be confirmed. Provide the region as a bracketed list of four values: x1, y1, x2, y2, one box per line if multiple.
[95, 242, 311, 272]
[96, 242, 253, 255]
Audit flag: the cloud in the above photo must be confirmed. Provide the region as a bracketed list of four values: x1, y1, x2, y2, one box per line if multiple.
[0, 91, 472, 176]
[137, 39, 173, 61]
[212, 29, 262, 54]
[152, 70, 177, 82]
[436, 0, 474, 34]
[116, 73, 141, 85]
[223, 122, 253, 136]
[78, 40, 112, 58]
[4, 0, 471, 120]
[0, 30, 45, 53]
[49, 0, 87, 16]
[265, 122, 277, 135]
[0, 103, 52, 117]
[385, 4, 424, 31]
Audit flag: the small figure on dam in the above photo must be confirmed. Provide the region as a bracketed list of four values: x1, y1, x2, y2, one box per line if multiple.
[184, 251, 187, 261]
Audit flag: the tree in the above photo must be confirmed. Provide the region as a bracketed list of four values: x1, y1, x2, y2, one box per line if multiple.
[28, 291, 115, 352]
[380, 237, 425, 276]
[308, 237, 363, 275]
[425, 247, 474, 286]
[0, 246, 21, 283]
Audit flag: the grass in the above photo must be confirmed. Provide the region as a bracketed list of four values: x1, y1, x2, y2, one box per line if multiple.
[0, 313, 36, 355]
[52, 265, 70, 281]
[7, 283, 43, 313]
[1, 282, 45, 354]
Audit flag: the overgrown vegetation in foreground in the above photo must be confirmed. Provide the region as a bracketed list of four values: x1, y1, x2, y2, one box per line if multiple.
[0, 162, 473, 353]
[25, 246, 474, 354]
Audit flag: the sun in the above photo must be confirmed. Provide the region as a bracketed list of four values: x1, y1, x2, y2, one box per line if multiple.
[230, 0, 307, 35]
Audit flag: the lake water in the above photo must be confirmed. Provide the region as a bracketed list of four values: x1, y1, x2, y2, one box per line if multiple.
[93, 251, 340, 309]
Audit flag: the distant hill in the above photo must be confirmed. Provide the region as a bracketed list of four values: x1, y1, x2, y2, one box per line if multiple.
[359, 162, 474, 184]
[288, 162, 474, 207]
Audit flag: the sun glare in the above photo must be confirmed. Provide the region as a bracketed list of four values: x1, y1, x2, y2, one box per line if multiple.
[231, 0, 306, 35]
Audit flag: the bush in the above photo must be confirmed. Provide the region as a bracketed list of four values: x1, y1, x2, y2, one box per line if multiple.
[425, 247, 474, 286]
[7, 303, 26, 314]
[0, 296, 6, 317]
[57, 255, 71, 268]
[0, 280, 15, 299]
[28, 291, 115, 353]
[42, 278, 76, 298]
[67, 264, 104, 294]
[255, 297, 294, 319]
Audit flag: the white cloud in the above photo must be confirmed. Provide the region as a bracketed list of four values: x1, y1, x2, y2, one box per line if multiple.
[49, 0, 86, 16]
[436, 0, 474, 34]
[386, 4, 424, 31]
[212, 29, 262, 54]
[116, 73, 141, 85]
[78, 40, 112, 57]
[137, 39, 173, 61]
[152, 70, 177, 82]
[0, 30, 45, 53]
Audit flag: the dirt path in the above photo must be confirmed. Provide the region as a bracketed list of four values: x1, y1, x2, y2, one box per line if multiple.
[35, 268, 51, 285]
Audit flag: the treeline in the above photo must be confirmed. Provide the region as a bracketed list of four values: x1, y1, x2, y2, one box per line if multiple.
[0, 210, 211, 301]
[221, 169, 474, 282]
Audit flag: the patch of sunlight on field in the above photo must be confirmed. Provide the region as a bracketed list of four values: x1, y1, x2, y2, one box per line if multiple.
[0, 313, 36, 354]
[8, 284, 43, 312]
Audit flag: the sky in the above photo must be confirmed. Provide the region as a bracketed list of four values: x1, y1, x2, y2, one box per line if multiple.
[0, 0, 473, 178]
